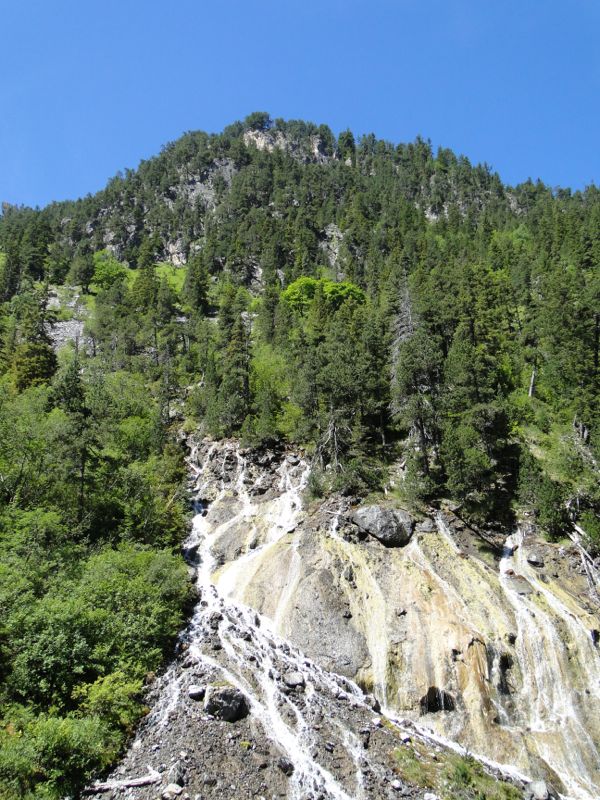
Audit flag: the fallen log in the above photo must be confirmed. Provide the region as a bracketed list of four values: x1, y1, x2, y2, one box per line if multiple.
[83, 765, 161, 794]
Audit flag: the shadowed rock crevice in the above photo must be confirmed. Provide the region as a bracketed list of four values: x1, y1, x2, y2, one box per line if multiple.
[419, 686, 456, 714]
[497, 653, 514, 696]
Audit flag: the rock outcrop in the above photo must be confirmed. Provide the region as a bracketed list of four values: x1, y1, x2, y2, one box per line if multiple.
[525, 779, 559, 800]
[183, 439, 600, 800]
[87, 439, 600, 800]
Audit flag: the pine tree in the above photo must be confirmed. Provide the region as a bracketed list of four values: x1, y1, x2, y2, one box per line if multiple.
[217, 315, 251, 433]
[183, 252, 209, 313]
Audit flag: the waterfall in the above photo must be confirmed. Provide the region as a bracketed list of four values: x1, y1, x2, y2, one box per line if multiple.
[498, 530, 600, 800]
[102, 441, 598, 800]
[144, 441, 382, 799]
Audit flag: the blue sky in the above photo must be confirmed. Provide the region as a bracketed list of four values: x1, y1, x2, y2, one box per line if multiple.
[1, 0, 599, 207]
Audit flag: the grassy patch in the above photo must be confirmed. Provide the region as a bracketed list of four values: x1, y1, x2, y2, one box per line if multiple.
[473, 539, 502, 568]
[55, 306, 74, 322]
[394, 745, 436, 788]
[85, 261, 185, 299]
[394, 744, 521, 800]
[82, 292, 97, 312]
[156, 262, 186, 294]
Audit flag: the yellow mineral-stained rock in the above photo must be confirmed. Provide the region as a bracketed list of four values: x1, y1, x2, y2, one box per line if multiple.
[190, 441, 600, 800]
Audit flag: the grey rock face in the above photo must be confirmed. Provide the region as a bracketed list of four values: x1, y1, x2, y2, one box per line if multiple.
[364, 693, 381, 712]
[416, 518, 435, 533]
[203, 685, 249, 722]
[167, 759, 186, 786]
[351, 505, 414, 547]
[287, 568, 370, 677]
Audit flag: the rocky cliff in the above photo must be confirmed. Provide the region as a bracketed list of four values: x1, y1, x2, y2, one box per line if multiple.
[88, 439, 599, 800]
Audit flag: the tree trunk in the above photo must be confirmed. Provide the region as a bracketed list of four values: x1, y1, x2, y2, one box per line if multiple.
[528, 366, 536, 398]
[78, 448, 86, 523]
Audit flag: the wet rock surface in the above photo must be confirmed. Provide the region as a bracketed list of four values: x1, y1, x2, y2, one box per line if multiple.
[525, 779, 559, 800]
[86, 440, 430, 800]
[87, 439, 600, 800]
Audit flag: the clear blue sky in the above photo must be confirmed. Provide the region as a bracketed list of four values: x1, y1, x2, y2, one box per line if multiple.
[2, 0, 599, 207]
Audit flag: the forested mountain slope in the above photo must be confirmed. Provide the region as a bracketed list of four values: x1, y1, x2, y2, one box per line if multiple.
[0, 113, 599, 798]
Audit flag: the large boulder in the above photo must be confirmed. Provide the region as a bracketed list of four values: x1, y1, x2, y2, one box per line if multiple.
[283, 670, 305, 689]
[203, 684, 250, 722]
[525, 781, 554, 800]
[351, 505, 414, 547]
[162, 785, 183, 800]
[526, 552, 545, 568]
[187, 684, 205, 700]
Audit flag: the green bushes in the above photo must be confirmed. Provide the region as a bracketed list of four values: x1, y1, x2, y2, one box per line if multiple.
[0, 365, 191, 798]
[0, 710, 120, 799]
[518, 449, 570, 539]
[74, 672, 143, 731]
[281, 277, 365, 313]
[393, 746, 521, 799]
[9, 547, 188, 702]
[0, 544, 190, 798]
[579, 509, 600, 553]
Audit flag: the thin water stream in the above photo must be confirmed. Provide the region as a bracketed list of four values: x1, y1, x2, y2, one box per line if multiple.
[133, 441, 598, 800]
[498, 532, 600, 799]
[145, 443, 377, 799]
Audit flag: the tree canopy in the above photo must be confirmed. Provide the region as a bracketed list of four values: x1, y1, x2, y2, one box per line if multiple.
[0, 113, 599, 796]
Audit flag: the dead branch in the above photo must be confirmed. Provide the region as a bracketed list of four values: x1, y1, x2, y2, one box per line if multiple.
[569, 524, 600, 604]
[84, 765, 161, 794]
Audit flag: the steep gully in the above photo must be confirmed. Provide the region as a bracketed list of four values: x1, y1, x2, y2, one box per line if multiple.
[88, 439, 600, 799]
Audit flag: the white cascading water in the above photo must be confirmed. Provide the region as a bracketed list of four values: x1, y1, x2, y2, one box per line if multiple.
[214, 452, 310, 604]
[325, 511, 538, 792]
[499, 531, 600, 800]
[137, 441, 599, 800]
[144, 442, 383, 800]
